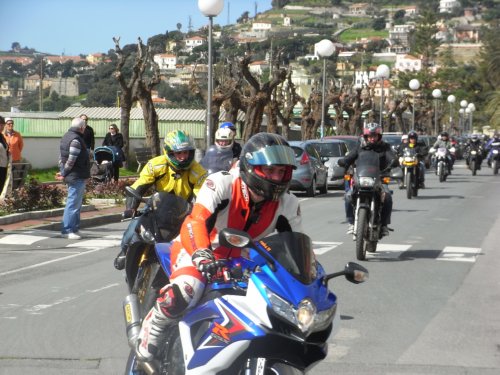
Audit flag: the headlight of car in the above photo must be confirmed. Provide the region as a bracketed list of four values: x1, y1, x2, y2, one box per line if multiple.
[358, 177, 375, 187]
[266, 289, 317, 334]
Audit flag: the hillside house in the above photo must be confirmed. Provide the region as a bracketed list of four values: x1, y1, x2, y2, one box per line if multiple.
[395, 54, 422, 72]
[154, 53, 177, 71]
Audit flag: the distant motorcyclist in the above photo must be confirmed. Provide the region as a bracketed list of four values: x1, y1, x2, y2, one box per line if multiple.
[432, 131, 455, 172]
[485, 132, 500, 167]
[200, 127, 238, 174]
[339, 123, 398, 236]
[218, 121, 242, 159]
[464, 134, 484, 169]
[400, 130, 426, 188]
[114, 130, 207, 270]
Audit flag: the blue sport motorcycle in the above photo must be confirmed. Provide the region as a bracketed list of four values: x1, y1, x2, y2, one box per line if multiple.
[122, 225, 368, 375]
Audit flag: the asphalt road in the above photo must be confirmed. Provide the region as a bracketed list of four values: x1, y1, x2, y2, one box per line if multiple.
[1, 161, 499, 375]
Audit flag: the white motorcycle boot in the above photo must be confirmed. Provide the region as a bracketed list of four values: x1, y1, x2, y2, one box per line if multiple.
[136, 284, 188, 361]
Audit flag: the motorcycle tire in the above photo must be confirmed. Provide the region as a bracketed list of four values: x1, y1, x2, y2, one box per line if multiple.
[405, 172, 412, 200]
[438, 163, 445, 183]
[159, 327, 185, 375]
[493, 160, 498, 175]
[241, 358, 303, 375]
[355, 207, 369, 261]
[471, 160, 476, 176]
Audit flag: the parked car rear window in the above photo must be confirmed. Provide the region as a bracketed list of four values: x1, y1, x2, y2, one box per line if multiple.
[310, 143, 343, 157]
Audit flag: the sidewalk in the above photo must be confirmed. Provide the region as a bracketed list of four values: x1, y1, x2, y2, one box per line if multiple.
[0, 203, 124, 232]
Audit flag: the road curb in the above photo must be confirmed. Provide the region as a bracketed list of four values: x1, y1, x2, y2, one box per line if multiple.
[32, 212, 124, 231]
[0, 205, 96, 225]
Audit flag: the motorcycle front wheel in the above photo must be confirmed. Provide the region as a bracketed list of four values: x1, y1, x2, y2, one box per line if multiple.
[355, 207, 369, 260]
[241, 358, 304, 375]
[471, 159, 476, 176]
[493, 160, 498, 175]
[405, 171, 412, 199]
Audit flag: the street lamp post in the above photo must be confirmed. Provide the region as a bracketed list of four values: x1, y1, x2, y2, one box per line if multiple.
[198, 0, 224, 149]
[409, 79, 420, 130]
[316, 39, 335, 140]
[460, 100, 468, 133]
[467, 103, 475, 133]
[458, 108, 465, 133]
[432, 89, 442, 135]
[376, 64, 390, 129]
[447, 94, 456, 131]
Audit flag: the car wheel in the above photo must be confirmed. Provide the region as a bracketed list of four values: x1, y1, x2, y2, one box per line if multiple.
[306, 177, 316, 197]
[319, 175, 328, 195]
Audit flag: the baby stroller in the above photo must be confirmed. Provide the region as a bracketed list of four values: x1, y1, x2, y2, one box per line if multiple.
[91, 146, 123, 183]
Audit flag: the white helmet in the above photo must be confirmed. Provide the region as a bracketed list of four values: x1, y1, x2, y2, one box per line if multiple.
[215, 127, 234, 150]
[401, 134, 408, 141]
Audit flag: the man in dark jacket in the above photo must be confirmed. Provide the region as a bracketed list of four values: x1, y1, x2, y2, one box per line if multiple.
[80, 114, 95, 155]
[339, 123, 397, 236]
[56, 117, 91, 240]
[399, 130, 426, 188]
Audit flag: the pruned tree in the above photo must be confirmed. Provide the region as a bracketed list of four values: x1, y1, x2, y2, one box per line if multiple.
[113, 37, 162, 159]
[240, 55, 288, 142]
[275, 68, 302, 140]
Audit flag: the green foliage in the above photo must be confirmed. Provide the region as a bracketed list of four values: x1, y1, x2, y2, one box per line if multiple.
[85, 179, 135, 201]
[0, 178, 65, 214]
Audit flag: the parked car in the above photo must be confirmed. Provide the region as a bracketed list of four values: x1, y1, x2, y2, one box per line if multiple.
[325, 135, 360, 155]
[288, 141, 329, 197]
[306, 139, 349, 188]
[382, 133, 404, 152]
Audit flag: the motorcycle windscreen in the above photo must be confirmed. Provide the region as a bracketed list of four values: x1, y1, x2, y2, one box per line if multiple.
[259, 232, 317, 285]
[153, 192, 191, 239]
[200, 146, 234, 174]
[355, 150, 380, 178]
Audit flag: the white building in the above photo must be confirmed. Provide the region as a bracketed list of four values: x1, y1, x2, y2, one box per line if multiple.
[248, 60, 269, 76]
[395, 54, 422, 72]
[440, 0, 460, 13]
[154, 53, 177, 70]
[184, 36, 206, 52]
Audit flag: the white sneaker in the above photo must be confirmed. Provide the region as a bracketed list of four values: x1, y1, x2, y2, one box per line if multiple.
[64, 232, 82, 240]
[346, 224, 354, 234]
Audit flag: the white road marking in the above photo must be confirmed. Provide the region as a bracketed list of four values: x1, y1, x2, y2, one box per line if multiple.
[4, 250, 81, 254]
[437, 246, 482, 262]
[313, 241, 342, 255]
[0, 247, 106, 277]
[0, 234, 48, 246]
[369, 243, 412, 259]
[66, 239, 121, 248]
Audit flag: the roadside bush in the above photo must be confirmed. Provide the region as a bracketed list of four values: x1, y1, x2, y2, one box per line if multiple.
[0, 178, 65, 214]
[85, 178, 136, 202]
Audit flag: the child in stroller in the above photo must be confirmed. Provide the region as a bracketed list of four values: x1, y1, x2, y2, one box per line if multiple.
[91, 146, 123, 183]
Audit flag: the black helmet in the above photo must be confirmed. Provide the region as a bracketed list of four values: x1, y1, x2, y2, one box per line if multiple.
[440, 131, 449, 138]
[240, 133, 297, 201]
[408, 130, 418, 142]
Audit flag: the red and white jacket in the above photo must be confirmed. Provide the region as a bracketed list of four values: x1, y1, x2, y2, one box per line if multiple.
[171, 165, 303, 263]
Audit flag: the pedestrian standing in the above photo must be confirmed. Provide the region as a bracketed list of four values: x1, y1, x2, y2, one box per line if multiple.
[80, 114, 95, 156]
[102, 123, 124, 181]
[56, 117, 90, 240]
[3, 118, 23, 162]
[0, 116, 9, 232]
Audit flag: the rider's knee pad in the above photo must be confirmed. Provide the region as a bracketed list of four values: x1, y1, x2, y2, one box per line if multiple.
[157, 284, 189, 318]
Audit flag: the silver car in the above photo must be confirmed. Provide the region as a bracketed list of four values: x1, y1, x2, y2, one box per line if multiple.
[306, 139, 349, 188]
[289, 141, 329, 197]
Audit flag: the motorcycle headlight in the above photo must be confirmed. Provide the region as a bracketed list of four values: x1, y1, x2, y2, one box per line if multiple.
[139, 225, 155, 244]
[314, 303, 337, 332]
[358, 177, 375, 187]
[267, 290, 317, 334]
[493, 150, 499, 154]
[404, 156, 414, 162]
[471, 150, 477, 155]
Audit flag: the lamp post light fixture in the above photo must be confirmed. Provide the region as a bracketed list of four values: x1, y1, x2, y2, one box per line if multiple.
[376, 64, 390, 129]
[409, 79, 420, 130]
[460, 99, 468, 133]
[447, 94, 456, 130]
[316, 39, 335, 140]
[198, 0, 224, 149]
[432, 89, 442, 135]
[467, 102, 475, 133]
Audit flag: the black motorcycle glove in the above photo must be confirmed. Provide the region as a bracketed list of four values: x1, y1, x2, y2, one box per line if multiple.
[192, 248, 217, 277]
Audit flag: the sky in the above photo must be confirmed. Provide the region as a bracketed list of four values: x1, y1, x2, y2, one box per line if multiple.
[0, 0, 273, 56]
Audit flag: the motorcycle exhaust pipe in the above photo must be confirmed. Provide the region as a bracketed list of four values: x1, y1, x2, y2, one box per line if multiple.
[123, 294, 141, 349]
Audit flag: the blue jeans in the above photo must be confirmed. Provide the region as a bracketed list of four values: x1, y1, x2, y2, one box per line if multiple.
[62, 179, 86, 234]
